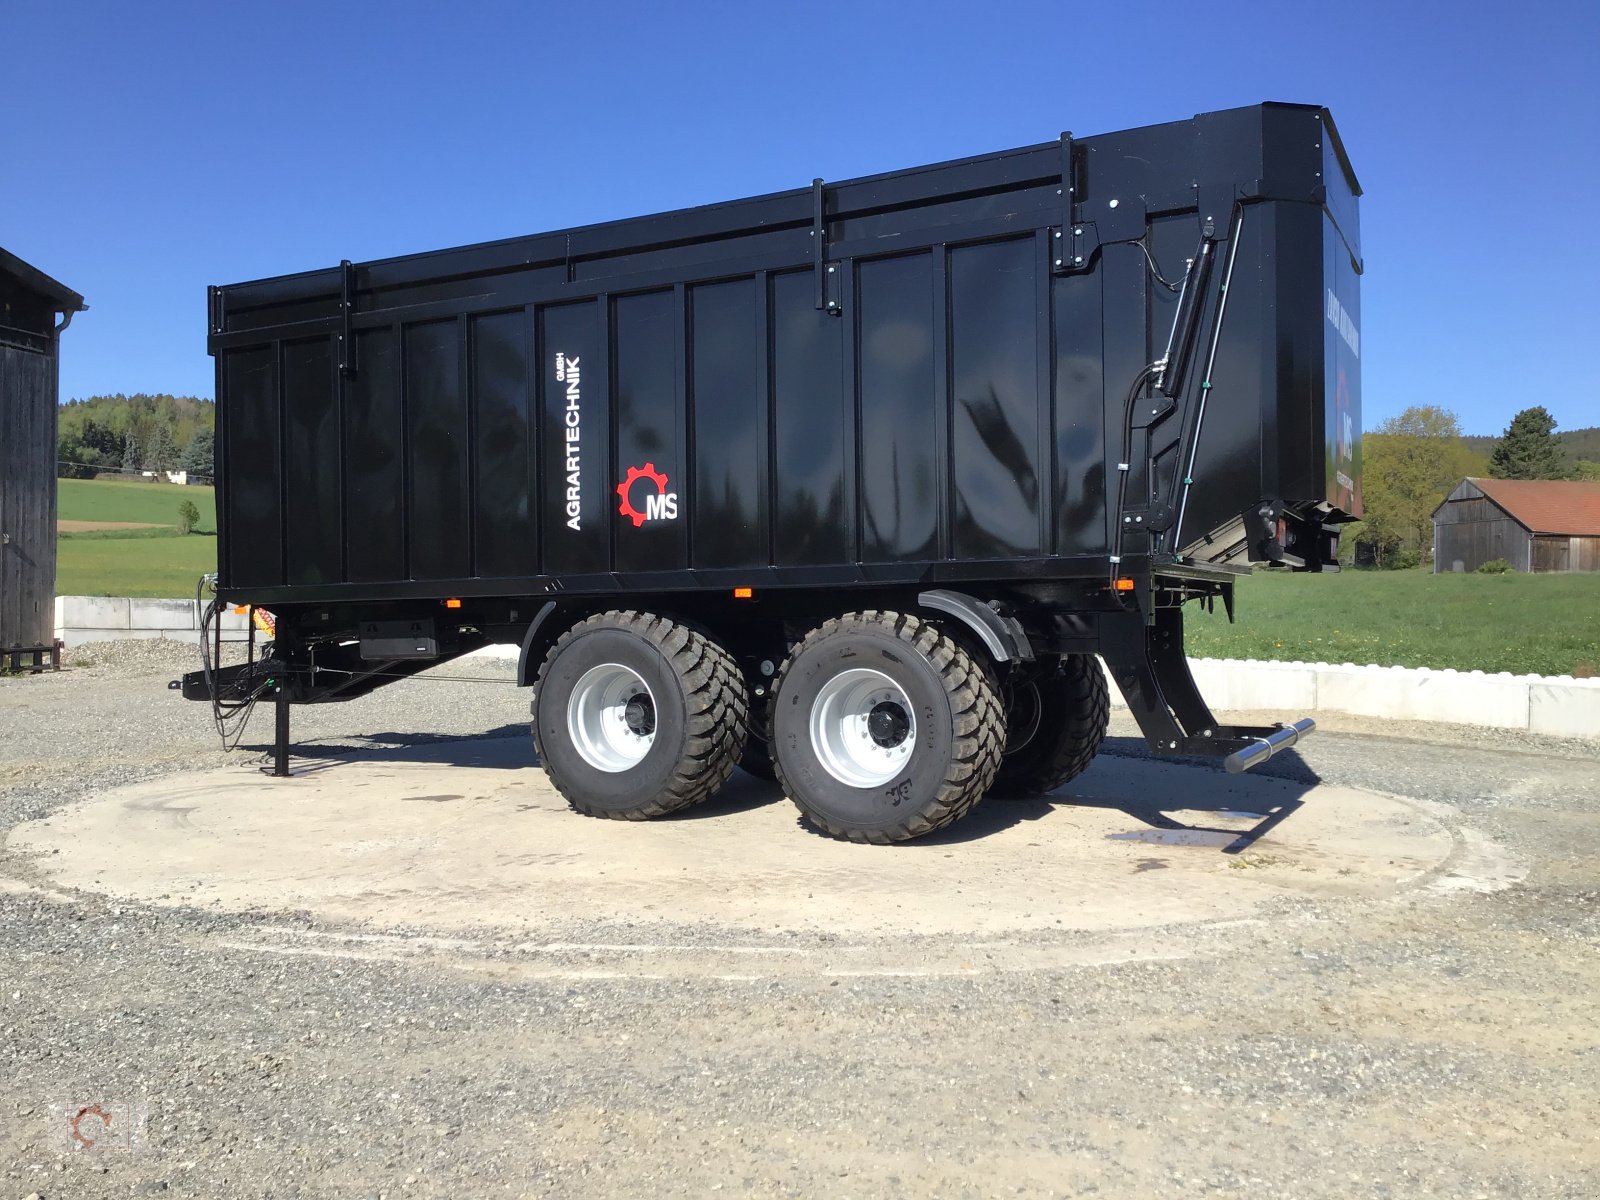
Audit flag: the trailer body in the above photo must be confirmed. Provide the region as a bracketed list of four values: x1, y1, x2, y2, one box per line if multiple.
[189, 102, 1363, 841]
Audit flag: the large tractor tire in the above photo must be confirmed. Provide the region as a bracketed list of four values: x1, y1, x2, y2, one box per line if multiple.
[532, 611, 747, 820]
[770, 611, 1004, 843]
[990, 654, 1109, 798]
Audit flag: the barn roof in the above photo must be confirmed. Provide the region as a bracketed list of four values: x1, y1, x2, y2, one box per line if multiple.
[1434, 477, 1600, 537]
[0, 246, 86, 312]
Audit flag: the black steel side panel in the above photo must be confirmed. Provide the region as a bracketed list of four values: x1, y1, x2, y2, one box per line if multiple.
[345, 328, 404, 581]
[771, 270, 848, 564]
[211, 102, 1362, 605]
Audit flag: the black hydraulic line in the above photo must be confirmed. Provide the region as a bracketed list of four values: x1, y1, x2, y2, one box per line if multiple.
[1106, 362, 1159, 584]
[1105, 227, 1216, 585]
[194, 575, 275, 752]
[1130, 239, 1185, 293]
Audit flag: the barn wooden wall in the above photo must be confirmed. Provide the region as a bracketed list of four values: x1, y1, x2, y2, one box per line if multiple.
[0, 340, 57, 647]
[1433, 493, 1531, 572]
[1532, 536, 1600, 573]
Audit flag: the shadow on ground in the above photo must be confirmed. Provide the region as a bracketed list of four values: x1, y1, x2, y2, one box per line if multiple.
[238, 728, 1323, 852]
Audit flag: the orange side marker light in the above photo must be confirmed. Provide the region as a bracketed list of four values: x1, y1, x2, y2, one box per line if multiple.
[444, 598, 463, 609]
[1113, 578, 1136, 592]
[733, 587, 754, 599]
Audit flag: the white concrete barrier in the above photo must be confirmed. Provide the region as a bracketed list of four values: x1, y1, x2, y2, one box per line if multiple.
[56, 595, 251, 646]
[1103, 657, 1599, 740]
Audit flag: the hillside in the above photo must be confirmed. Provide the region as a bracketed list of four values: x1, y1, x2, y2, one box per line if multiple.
[58, 393, 214, 480]
[1461, 425, 1600, 467]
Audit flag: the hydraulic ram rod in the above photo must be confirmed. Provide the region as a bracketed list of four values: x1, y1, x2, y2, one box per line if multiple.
[1223, 717, 1315, 774]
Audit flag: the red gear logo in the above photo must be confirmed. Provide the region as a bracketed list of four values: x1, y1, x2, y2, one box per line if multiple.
[616, 462, 670, 527]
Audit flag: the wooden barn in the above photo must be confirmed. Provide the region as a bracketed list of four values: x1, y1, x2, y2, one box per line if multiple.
[1432, 477, 1600, 573]
[1, 247, 85, 664]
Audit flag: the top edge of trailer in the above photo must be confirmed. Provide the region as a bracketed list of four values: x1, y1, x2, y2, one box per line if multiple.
[210, 101, 1355, 312]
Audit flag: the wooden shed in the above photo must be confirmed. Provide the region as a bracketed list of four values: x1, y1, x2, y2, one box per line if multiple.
[1, 247, 86, 662]
[1432, 477, 1600, 573]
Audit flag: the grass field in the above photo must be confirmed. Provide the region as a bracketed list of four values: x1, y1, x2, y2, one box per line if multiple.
[56, 478, 218, 597]
[1185, 568, 1600, 677]
[55, 535, 219, 598]
[58, 478, 216, 531]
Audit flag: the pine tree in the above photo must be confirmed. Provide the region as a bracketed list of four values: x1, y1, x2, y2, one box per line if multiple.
[180, 427, 215, 479]
[147, 424, 177, 472]
[1489, 406, 1569, 480]
[122, 431, 141, 473]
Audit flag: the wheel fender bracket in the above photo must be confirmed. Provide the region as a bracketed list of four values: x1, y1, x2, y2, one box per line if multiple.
[517, 601, 562, 690]
[918, 590, 1034, 663]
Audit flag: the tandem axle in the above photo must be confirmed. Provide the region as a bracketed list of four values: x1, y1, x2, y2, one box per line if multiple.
[180, 570, 1316, 837]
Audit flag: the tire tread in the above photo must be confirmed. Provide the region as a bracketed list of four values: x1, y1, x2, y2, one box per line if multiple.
[991, 654, 1109, 797]
[772, 611, 1004, 843]
[532, 610, 747, 820]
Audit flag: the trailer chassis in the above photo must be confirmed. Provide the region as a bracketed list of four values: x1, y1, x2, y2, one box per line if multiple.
[180, 562, 1314, 784]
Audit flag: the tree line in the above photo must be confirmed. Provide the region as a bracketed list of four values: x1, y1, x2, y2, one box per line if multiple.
[58, 394, 214, 480]
[1356, 404, 1598, 567]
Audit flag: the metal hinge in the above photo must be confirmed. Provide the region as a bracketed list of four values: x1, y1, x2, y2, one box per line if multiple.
[812, 178, 841, 315]
[337, 259, 357, 376]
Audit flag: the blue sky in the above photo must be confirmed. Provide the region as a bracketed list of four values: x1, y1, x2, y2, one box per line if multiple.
[6, 0, 1597, 437]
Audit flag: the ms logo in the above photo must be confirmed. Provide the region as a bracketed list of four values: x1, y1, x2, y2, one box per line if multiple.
[616, 463, 679, 527]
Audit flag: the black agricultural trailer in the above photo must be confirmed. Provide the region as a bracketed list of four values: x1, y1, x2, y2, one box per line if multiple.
[182, 101, 1362, 843]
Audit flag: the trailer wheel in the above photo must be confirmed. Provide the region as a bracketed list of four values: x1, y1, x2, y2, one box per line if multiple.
[770, 612, 1004, 843]
[990, 654, 1109, 798]
[533, 611, 747, 820]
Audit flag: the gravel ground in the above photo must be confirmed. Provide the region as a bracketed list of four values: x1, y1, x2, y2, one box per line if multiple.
[2, 640, 1598, 1198]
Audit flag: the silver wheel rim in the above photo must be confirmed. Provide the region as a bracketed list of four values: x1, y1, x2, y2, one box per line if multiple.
[567, 663, 656, 773]
[809, 668, 916, 788]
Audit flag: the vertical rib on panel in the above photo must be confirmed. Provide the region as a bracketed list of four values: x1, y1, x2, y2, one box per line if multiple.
[472, 310, 533, 579]
[405, 321, 468, 581]
[223, 346, 282, 587]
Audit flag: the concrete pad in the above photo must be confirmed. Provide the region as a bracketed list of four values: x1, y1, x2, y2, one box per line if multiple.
[7, 739, 1487, 981]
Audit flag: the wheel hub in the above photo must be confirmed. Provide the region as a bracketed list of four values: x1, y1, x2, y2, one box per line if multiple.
[624, 694, 655, 736]
[867, 701, 910, 748]
[566, 663, 658, 773]
[809, 668, 917, 789]
[1004, 680, 1044, 755]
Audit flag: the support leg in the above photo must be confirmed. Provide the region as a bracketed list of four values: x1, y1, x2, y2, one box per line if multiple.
[1145, 606, 1218, 735]
[1099, 601, 1315, 770]
[273, 686, 291, 777]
